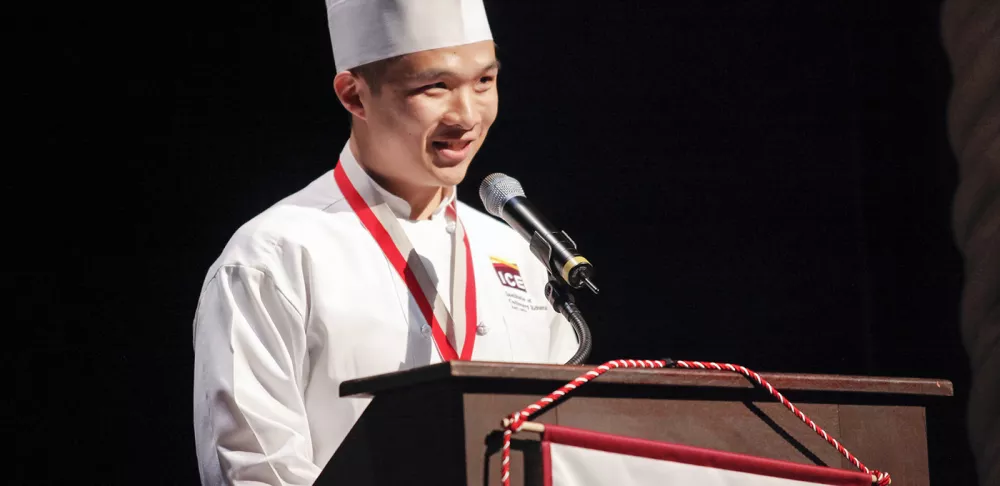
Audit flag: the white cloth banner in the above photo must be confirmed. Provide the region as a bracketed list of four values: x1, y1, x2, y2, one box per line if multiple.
[542, 425, 870, 486]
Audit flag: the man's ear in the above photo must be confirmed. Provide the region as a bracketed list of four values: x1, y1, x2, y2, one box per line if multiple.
[334, 71, 366, 120]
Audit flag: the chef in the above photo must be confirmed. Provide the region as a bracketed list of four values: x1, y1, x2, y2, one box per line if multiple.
[191, 0, 579, 484]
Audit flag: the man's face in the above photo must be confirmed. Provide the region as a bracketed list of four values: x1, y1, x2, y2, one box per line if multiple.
[358, 40, 499, 190]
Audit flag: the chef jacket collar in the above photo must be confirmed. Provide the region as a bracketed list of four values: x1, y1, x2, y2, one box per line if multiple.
[339, 143, 457, 221]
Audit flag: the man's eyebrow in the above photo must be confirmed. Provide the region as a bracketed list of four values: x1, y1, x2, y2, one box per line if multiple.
[405, 60, 502, 84]
[405, 69, 452, 84]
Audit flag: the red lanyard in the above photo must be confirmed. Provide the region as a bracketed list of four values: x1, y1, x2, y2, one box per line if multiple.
[334, 162, 477, 361]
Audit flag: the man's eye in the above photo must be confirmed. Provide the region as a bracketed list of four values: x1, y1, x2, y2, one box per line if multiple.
[479, 76, 495, 84]
[421, 82, 448, 92]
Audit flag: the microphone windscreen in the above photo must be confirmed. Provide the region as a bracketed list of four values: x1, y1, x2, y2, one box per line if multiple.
[479, 173, 525, 218]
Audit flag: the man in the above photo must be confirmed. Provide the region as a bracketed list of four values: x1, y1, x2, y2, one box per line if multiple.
[191, 0, 579, 484]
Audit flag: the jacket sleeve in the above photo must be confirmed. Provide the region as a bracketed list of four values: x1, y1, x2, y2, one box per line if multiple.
[193, 264, 321, 486]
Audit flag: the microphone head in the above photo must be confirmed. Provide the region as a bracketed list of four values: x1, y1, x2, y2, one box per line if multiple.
[479, 173, 525, 218]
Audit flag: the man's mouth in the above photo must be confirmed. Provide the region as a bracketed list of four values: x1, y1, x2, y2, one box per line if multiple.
[431, 140, 473, 151]
[431, 139, 475, 164]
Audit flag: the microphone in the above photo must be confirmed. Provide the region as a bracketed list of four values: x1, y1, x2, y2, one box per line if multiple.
[479, 173, 599, 295]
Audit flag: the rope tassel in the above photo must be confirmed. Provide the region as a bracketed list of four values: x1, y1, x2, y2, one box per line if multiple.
[500, 359, 890, 486]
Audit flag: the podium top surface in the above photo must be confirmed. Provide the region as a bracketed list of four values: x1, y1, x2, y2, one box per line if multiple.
[340, 361, 953, 398]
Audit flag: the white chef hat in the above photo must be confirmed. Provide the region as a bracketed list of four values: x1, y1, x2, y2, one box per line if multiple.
[326, 0, 494, 72]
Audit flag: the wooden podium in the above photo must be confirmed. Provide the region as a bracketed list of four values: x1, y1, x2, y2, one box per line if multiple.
[316, 361, 952, 486]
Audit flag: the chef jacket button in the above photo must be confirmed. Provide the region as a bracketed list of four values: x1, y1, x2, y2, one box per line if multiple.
[445, 221, 457, 234]
[420, 324, 431, 337]
[476, 322, 489, 336]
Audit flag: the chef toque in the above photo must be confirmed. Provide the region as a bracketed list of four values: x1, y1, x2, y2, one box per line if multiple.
[326, 0, 493, 72]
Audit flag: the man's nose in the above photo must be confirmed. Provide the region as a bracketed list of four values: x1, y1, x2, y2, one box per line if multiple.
[442, 89, 479, 130]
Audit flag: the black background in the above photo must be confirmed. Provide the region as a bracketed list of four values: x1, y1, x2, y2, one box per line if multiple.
[16, 0, 978, 484]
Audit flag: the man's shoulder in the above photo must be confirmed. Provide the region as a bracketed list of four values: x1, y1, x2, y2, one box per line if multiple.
[202, 170, 351, 278]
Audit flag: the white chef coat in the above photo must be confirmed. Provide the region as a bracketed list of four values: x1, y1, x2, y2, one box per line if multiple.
[192, 142, 579, 486]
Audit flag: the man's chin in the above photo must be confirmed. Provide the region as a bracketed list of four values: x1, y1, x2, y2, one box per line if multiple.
[431, 166, 470, 187]
[427, 152, 476, 183]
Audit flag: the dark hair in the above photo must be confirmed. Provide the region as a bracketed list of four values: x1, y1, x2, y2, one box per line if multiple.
[348, 55, 403, 95]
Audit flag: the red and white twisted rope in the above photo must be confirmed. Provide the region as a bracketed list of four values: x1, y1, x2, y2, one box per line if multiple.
[501, 360, 669, 485]
[673, 360, 891, 485]
[500, 359, 890, 486]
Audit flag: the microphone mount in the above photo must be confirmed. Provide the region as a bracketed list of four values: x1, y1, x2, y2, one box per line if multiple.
[479, 172, 598, 364]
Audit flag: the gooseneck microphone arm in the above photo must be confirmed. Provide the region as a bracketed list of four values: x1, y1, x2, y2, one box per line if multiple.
[545, 274, 593, 365]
